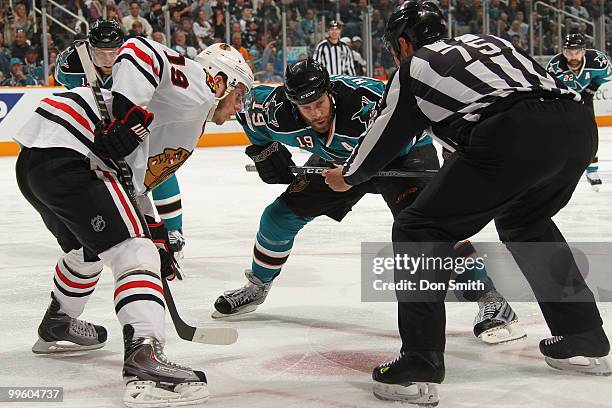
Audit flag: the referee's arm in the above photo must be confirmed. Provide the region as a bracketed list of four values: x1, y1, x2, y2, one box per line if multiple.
[345, 44, 356, 75]
[343, 62, 429, 186]
[313, 42, 327, 72]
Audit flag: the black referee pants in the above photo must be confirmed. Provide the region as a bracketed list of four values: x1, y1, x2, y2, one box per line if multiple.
[392, 98, 603, 353]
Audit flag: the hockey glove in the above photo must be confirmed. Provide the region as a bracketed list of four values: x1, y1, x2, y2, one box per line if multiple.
[245, 141, 295, 184]
[146, 216, 181, 281]
[581, 83, 599, 105]
[94, 106, 154, 161]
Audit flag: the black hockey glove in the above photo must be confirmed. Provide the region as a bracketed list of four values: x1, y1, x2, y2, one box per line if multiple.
[581, 83, 599, 105]
[94, 106, 154, 161]
[245, 141, 296, 184]
[146, 216, 180, 281]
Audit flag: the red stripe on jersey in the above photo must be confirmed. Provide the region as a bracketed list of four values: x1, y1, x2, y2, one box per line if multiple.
[55, 263, 99, 289]
[114, 280, 164, 299]
[42, 98, 94, 134]
[101, 170, 142, 237]
[118, 43, 160, 78]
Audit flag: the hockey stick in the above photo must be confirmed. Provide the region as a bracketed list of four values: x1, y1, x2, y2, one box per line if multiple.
[245, 164, 438, 178]
[75, 43, 238, 345]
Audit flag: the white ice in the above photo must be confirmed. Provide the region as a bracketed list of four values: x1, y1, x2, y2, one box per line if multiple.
[1, 129, 612, 408]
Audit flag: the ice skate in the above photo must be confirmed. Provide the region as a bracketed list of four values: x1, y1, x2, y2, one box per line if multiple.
[540, 326, 611, 376]
[168, 229, 185, 260]
[372, 351, 444, 406]
[122, 324, 209, 407]
[32, 292, 107, 354]
[585, 171, 602, 191]
[211, 270, 272, 318]
[473, 289, 526, 344]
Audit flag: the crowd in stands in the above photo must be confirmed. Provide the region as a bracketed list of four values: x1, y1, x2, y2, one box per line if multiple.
[0, 0, 609, 86]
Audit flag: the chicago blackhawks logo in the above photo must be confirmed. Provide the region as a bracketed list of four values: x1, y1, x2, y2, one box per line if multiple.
[218, 43, 232, 51]
[145, 147, 191, 191]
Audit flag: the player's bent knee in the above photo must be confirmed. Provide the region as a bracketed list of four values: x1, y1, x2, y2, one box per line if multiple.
[62, 248, 104, 276]
[98, 237, 161, 278]
[260, 199, 309, 241]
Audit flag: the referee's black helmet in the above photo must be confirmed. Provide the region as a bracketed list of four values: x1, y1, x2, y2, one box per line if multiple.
[284, 58, 330, 105]
[383, 1, 446, 54]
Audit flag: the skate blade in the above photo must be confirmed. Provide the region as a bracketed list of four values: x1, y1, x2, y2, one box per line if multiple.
[478, 321, 527, 345]
[544, 356, 612, 376]
[31, 338, 105, 354]
[373, 381, 439, 406]
[210, 304, 258, 319]
[124, 380, 209, 408]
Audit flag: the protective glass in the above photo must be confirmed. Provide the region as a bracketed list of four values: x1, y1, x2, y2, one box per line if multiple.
[91, 46, 119, 68]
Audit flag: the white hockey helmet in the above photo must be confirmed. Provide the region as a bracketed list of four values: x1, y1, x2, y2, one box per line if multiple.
[195, 43, 254, 94]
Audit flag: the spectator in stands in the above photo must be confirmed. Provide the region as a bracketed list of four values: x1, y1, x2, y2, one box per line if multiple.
[3, 57, 36, 85]
[489, 0, 503, 21]
[127, 20, 145, 39]
[13, 3, 34, 38]
[287, 19, 307, 46]
[23, 47, 43, 84]
[515, 11, 529, 45]
[147, 0, 166, 33]
[255, 61, 282, 82]
[122, 2, 153, 36]
[351, 36, 366, 76]
[567, 0, 591, 20]
[11, 29, 29, 62]
[90, 0, 123, 21]
[504, 0, 521, 22]
[339, 0, 359, 36]
[454, 0, 475, 35]
[172, 30, 197, 59]
[152, 31, 166, 45]
[171, 0, 193, 20]
[301, 8, 316, 46]
[47, 48, 59, 83]
[117, 0, 131, 19]
[104, 5, 125, 32]
[506, 20, 524, 46]
[496, 12, 509, 37]
[243, 20, 258, 49]
[511, 34, 523, 50]
[191, 0, 214, 25]
[193, 10, 213, 46]
[239, 6, 255, 31]
[181, 17, 200, 49]
[258, 0, 281, 36]
[211, 8, 226, 41]
[0, 32, 11, 76]
[231, 32, 250, 62]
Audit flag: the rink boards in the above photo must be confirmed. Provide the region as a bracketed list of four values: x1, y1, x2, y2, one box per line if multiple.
[1, 82, 612, 156]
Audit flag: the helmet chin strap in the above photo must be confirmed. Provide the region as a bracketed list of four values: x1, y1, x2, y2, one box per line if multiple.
[206, 85, 234, 121]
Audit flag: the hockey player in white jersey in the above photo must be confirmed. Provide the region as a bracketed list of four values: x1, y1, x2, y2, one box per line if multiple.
[14, 39, 253, 407]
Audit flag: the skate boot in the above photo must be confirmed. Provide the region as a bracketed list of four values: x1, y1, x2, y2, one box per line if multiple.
[122, 324, 209, 407]
[372, 351, 444, 406]
[539, 326, 611, 376]
[211, 270, 272, 319]
[168, 229, 185, 260]
[586, 171, 602, 192]
[32, 292, 107, 354]
[473, 289, 526, 344]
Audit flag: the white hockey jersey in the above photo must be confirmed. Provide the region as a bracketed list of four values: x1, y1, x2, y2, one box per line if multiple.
[15, 37, 217, 195]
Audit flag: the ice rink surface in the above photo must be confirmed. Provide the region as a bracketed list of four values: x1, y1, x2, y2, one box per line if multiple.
[1, 129, 612, 408]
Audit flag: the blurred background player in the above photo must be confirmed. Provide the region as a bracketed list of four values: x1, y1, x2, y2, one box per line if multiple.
[546, 33, 611, 191]
[55, 19, 188, 257]
[15, 40, 253, 406]
[212, 58, 525, 345]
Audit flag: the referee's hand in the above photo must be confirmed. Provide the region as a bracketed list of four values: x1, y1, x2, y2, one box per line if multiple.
[323, 165, 352, 192]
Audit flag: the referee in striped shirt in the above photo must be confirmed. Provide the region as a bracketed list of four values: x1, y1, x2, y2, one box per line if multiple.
[313, 20, 355, 76]
[325, 0, 608, 403]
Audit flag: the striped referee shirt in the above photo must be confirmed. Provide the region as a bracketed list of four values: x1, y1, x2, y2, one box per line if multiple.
[343, 33, 580, 186]
[313, 39, 356, 76]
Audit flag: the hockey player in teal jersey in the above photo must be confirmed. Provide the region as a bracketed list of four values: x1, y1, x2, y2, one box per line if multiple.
[55, 20, 186, 254]
[547, 33, 611, 191]
[212, 58, 525, 344]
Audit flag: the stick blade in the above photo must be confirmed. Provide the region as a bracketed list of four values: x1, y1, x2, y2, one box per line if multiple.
[190, 327, 238, 345]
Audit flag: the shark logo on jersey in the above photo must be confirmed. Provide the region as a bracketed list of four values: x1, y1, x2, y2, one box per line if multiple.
[548, 60, 562, 75]
[595, 53, 608, 68]
[265, 95, 283, 128]
[351, 96, 377, 126]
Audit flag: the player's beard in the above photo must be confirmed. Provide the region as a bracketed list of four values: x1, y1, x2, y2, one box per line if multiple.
[302, 104, 334, 134]
[568, 59, 583, 71]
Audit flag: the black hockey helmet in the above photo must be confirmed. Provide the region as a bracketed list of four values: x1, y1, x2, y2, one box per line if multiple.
[284, 58, 330, 105]
[564, 33, 586, 50]
[383, 0, 446, 54]
[88, 19, 124, 49]
[328, 20, 343, 30]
